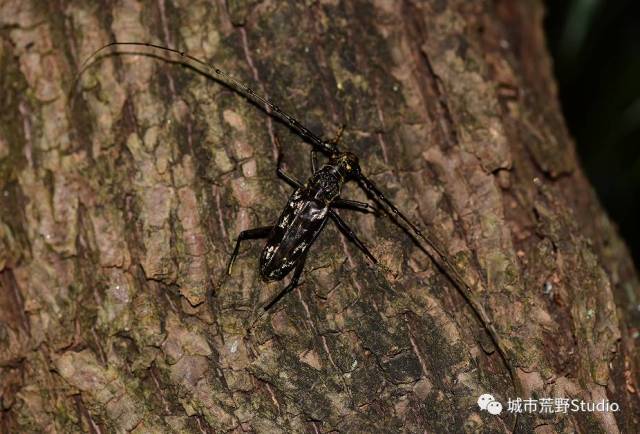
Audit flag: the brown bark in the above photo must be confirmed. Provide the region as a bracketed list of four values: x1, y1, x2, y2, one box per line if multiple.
[1, 0, 639, 432]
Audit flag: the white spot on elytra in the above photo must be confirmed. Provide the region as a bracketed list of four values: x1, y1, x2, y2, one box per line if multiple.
[265, 245, 276, 259]
[294, 242, 307, 254]
[279, 214, 290, 228]
[309, 207, 327, 220]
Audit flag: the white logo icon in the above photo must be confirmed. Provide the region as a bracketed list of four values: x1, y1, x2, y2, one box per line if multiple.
[477, 393, 503, 415]
[487, 400, 503, 415]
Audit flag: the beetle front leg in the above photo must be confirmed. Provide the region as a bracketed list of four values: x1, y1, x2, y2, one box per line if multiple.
[330, 124, 346, 147]
[310, 148, 319, 172]
[275, 135, 303, 188]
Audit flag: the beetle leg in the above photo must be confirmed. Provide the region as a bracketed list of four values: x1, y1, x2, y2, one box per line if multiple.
[330, 124, 346, 146]
[333, 198, 379, 215]
[329, 210, 378, 265]
[227, 226, 273, 275]
[275, 135, 303, 188]
[264, 254, 307, 310]
[311, 149, 319, 172]
[310, 124, 345, 172]
[277, 158, 302, 188]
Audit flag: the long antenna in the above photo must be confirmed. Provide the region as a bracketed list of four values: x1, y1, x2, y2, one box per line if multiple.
[75, 42, 521, 430]
[357, 173, 522, 432]
[357, 175, 473, 288]
[73, 41, 338, 155]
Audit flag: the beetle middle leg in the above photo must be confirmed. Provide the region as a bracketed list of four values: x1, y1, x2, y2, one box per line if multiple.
[333, 198, 378, 214]
[329, 209, 377, 264]
[227, 226, 274, 275]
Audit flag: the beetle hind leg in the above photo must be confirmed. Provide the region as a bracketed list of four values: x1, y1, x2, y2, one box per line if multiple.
[227, 226, 273, 275]
[264, 254, 307, 310]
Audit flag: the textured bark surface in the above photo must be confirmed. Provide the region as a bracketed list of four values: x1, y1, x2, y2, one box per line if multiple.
[1, 0, 639, 432]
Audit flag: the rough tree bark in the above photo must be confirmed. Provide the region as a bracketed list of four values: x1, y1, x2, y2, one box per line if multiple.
[1, 0, 638, 433]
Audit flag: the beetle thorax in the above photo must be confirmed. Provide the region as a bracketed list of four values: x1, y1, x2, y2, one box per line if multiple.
[311, 168, 342, 203]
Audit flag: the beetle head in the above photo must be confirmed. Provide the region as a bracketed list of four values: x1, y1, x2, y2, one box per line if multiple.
[331, 151, 361, 180]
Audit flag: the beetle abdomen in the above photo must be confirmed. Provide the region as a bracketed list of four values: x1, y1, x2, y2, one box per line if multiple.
[260, 188, 329, 281]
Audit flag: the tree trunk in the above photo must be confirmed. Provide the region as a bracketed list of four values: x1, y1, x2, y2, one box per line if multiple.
[1, 1, 638, 432]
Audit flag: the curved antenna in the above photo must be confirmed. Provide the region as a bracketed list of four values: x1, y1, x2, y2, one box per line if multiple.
[358, 173, 477, 296]
[73, 41, 338, 155]
[357, 176, 434, 252]
[357, 173, 522, 432]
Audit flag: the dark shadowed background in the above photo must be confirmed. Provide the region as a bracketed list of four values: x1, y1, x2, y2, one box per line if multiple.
[545, 0, 640, 265]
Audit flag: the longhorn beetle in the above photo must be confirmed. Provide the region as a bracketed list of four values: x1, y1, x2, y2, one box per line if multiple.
[227, 131, 382, 309]
[75, 42, 522, 429]
[75, 42, 446, 309]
